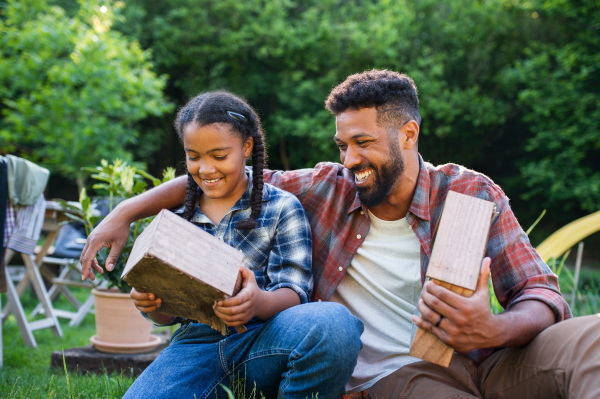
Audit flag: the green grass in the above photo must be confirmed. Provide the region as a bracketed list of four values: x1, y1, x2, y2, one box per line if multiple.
[0, 286, 135, 398]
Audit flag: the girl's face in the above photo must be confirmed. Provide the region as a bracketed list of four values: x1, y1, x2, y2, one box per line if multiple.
[183, 122, 253, 202]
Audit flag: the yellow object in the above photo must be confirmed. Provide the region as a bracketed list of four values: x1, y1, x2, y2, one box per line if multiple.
[536, 210, 600, 261]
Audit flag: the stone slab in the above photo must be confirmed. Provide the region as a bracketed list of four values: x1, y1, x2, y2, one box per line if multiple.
[51, 335, 169, 376]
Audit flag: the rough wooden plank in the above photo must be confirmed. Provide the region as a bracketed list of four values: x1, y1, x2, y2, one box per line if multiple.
[426, 191, 495, 291]
[122, 209, 245, 335]
[410, 191, 494, 367]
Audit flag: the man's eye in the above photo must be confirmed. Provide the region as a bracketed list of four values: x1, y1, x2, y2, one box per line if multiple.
[357, 141, 369, 146]
[337, 145, 347, 150]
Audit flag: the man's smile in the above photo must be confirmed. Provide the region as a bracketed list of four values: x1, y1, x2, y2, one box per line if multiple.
[355, 169, 374, 184]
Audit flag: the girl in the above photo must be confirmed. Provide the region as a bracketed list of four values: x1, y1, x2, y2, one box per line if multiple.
[124, 91, 314, 398]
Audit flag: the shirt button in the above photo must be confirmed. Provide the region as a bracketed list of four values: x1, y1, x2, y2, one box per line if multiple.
[357, 234, 362, 239]
[338, 266, 343, 272]
[360, 211, 364, 215]
[318, 299, 322, 302]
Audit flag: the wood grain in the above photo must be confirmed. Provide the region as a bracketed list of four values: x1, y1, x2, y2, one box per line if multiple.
[410, 191, 494, 367]
[426, 191, 495, 291]
[122, 209, 245, 335]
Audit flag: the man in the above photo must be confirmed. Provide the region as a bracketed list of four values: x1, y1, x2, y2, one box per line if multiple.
[82, 70, 600, 398]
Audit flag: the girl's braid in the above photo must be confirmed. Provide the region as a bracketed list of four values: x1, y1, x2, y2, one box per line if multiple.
[234, 115, 265, 230]
[183, 172, 199, 222]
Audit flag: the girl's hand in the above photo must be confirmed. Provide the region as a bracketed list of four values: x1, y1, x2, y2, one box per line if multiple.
[130, 287, 162, 313]
[213, 265, 264, 327]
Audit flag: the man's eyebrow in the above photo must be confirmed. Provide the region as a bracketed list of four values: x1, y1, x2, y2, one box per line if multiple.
[333, 133, 374, 142]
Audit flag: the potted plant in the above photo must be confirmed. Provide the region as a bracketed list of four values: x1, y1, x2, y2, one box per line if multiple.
[65, 159, 175, 354]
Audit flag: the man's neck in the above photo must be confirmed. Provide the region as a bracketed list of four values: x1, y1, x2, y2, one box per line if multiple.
[367, 153, 420, 221]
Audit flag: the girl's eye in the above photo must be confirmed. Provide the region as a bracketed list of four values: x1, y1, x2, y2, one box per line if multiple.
[215, 155, 227, 161]
[187, 156, 199, 161]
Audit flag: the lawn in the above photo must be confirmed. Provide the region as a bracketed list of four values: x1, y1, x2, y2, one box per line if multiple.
[0, 287, 136, 398]
[1, 267, 599, 398]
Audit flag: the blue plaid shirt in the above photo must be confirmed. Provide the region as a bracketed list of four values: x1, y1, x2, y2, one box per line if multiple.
[149, 168, 313, 326]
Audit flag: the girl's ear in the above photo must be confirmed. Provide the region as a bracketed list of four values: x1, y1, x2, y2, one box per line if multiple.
[243, 137, 254, 158]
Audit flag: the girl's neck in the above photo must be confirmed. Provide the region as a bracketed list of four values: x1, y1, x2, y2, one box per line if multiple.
[198, 172, 249, 225]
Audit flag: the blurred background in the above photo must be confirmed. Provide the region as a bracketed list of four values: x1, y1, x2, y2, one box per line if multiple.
[1, 0, 599, 252]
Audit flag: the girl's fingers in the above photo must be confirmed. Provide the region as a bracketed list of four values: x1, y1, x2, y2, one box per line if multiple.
[214, 301, 251, 317]
[134, 299, 161, 308]
[136, 305, 160, 314]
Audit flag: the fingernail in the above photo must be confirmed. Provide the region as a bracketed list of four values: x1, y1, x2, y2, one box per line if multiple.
[149, 294, 154, 300]
[107, 263, 114, 271]
[81, 275, 85, 281]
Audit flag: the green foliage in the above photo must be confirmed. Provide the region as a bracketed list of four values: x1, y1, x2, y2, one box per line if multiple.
[112, 0, 599, 225]
[0, 0, 174, 187]
[498, 0, 600, 214]
[79, 159, 175, 293]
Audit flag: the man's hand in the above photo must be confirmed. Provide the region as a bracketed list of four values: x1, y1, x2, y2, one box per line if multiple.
[79, 206, 132, 281]
[412, 257, 505, 352]
[213, 265, 263, 327]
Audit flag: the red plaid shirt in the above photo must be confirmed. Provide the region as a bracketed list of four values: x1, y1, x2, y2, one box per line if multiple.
[264, 154, 571, 364]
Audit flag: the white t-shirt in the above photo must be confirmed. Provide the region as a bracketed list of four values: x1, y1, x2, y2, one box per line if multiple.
[329, 210, 422, 392]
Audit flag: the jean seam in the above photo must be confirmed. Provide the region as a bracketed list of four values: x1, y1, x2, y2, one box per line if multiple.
[199, 374, 229, 399]
[219, 340, 231, 377]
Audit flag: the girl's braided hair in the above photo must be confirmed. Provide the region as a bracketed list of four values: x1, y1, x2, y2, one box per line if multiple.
[174, 91, 266, 230]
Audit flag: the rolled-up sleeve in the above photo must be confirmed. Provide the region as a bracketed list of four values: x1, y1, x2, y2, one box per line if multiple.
[486, 186, 572, 321]
[265, 195, 313, 304]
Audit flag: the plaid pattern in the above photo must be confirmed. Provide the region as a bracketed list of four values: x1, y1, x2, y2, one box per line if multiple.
[4, 196, 15, 245]
[265, 154, 571, 364]
[6, 194, 45, 255]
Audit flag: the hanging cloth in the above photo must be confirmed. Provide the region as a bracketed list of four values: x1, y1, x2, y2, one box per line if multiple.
[6, 154, 49, 206]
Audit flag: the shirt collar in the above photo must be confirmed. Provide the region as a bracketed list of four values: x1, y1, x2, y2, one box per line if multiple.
[407, 154, 431, 222]
[347, 154, 431, 221]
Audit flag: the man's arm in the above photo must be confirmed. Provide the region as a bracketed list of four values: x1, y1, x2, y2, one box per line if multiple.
[80, 175, 188, 281]
[413, 258, 556, 352]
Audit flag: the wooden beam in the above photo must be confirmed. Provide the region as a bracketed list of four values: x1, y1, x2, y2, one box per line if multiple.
[122, 209, 245, 335]
[410, 191, 495, 367]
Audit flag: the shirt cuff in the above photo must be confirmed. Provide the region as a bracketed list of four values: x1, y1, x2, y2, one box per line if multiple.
[267, 283, 310, 304]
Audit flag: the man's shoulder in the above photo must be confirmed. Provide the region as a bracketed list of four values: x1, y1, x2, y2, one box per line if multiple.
[424, 161, 507, 203]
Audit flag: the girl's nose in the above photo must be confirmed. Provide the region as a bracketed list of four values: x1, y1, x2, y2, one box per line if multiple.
[198, 159, 216, 175]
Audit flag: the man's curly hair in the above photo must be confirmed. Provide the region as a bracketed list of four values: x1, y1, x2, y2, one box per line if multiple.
[325, 69, 421, 129]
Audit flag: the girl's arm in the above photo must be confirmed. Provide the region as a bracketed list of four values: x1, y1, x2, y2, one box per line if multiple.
[214, 193, 313, 326]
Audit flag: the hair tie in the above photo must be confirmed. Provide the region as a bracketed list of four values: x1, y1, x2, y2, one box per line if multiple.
[227, 111, 246, 124]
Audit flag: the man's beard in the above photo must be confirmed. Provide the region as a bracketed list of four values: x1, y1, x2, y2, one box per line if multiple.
[353, 139, 404, 207]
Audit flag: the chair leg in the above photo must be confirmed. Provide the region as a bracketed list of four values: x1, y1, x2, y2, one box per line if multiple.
[5, 269, 36, 347]
[22, 254, 62, 338]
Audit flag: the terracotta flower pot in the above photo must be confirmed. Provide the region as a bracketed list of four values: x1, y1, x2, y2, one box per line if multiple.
[90, 288, 160, 354]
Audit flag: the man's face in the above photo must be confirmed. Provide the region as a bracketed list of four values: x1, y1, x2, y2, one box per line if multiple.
[334, 108, 405, 207]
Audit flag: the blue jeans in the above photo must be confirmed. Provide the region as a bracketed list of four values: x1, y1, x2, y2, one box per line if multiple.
[123, 302, 364, 399]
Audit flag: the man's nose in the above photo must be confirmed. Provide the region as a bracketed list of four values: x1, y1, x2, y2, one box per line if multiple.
[343, 146, 362, 170]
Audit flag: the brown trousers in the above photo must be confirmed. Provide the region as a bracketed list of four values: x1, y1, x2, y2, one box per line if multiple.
[365, 315, 600, 399]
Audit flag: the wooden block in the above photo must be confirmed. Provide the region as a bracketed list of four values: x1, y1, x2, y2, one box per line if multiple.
[410, 191, 495, 367]
[121, 209, 245, 335]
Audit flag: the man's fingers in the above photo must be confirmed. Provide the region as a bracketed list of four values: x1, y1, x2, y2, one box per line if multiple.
[420, 289, 457, 320]
[105, 245, 123, 272]
[90, 258, 104, 274]
[476, 257, 492, 294]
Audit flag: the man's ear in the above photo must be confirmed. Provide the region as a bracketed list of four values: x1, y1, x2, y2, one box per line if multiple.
[244, 137, 254, 158]
[401, 120, 419, 150]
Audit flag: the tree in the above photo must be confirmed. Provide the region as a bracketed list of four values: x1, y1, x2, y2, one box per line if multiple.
[0, 0, 174, 190]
